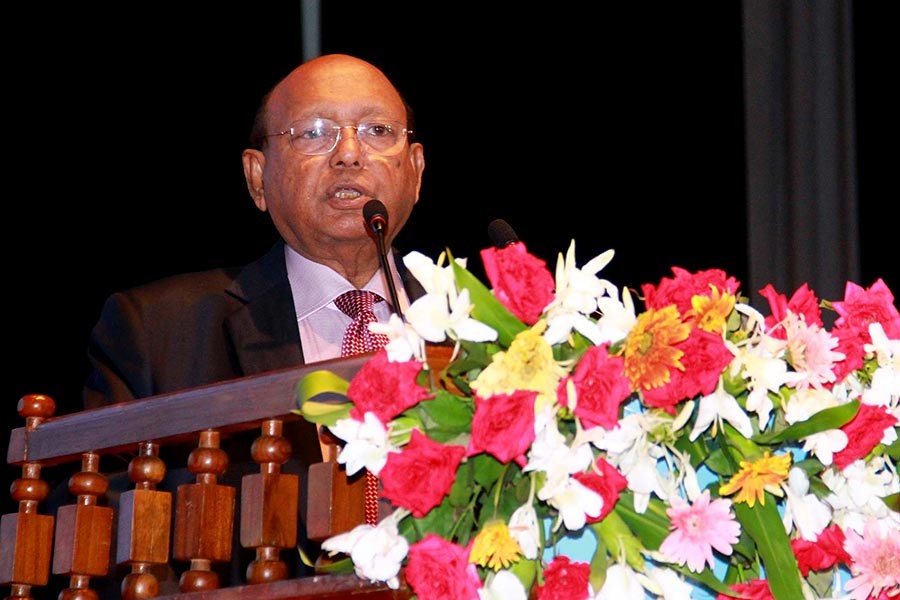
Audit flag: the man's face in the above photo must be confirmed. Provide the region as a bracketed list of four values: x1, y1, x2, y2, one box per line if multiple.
[253, 56, 425, 263]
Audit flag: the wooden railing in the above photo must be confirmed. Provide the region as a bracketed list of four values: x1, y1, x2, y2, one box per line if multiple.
[1, 352, 423, 600]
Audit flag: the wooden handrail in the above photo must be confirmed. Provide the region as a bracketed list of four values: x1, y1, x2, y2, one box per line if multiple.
[6, 354, 371, 467]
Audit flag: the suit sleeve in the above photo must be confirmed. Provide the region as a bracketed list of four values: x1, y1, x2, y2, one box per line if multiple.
[82, 290, 153, 409]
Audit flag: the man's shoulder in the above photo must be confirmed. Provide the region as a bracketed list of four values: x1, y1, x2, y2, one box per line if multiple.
[119, 242, 287, 307]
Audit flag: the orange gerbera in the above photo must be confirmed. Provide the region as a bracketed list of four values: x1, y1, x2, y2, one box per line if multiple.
[690, 285, 736, 333]
[623, 305, 691, 391]
[719, 451, 792, 507]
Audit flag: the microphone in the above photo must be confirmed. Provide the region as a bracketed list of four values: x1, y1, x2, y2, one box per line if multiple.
[487, 218, 520, 248]
[363, 199, 403, 318]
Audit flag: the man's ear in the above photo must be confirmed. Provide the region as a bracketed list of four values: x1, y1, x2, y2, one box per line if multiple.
[242, 148, 267, 211]
[409, 142, 425, 204]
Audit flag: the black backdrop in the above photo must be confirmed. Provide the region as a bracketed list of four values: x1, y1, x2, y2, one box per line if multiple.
[1, 2, 893, 522]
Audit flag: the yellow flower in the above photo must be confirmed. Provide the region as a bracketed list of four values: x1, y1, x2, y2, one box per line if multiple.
[623, 305, 690, 391]
[469, 521, 523, 570]
[471, 320, 567, 412]
[719, 451, 792, 507]
[690, 285, 736, 333]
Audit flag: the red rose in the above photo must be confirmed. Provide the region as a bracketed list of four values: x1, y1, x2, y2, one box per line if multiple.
[791, 523, 851, 576]
[379, 429, 465, 518]
[642, 267, 740, 315]
[536, 555, 592, 600]
[347, 350, 432, 423]
[573, 458, 628, 523]
[558, 344, 631, 429]
[642, 328, 733, 413]
[480, 242, 555, 325]
[833, 403, 898, 470]
[406, 534, 482, 600]
[759, 283, 823, 339]
[468, 389, 536, 466]
[717, 579, 774, 600]
[832, 278, 900, 340]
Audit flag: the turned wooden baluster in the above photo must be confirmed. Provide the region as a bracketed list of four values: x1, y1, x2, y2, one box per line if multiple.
[306, 427, 366, 543]
[0, 394, 56, 600]
[52, 452, 114, 600]
[173, 429, 234, 593]
[240, 419, 298, 584]
[118, 442, 171, 600]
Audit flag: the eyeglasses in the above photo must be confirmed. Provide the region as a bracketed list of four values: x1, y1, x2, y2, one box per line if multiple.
[265, 117, 413, 156]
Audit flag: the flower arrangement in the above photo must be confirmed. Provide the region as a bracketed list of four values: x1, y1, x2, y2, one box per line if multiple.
[296, 239, 900, 600]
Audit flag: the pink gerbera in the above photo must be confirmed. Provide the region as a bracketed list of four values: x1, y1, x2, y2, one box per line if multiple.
[781, 313, 844, 390]
[843, 519, 900, 600]
[659, 490, 741, 572]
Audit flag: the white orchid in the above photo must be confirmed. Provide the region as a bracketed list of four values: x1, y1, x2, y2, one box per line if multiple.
[508, 502, 540, 560]
[329, 411, 395, 476]
[478, 570, 528, 600]
[863, 322, 900, 412]
[594, 562, 644, 599]
[689, 383, 753, 441]
[369, 312, 426, 362]
[321, 510, 410, 589]
[639, 566, 695, 600]
[782, 467, 832, 540]
[542, 240, 617, 345]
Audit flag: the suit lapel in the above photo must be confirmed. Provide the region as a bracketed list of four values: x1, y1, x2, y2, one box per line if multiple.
[225, 241, 304, 376]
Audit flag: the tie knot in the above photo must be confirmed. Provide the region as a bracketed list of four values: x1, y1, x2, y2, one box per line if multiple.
[335, 290, 383, 319]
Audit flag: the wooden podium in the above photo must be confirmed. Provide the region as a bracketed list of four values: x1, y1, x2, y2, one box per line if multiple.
[2, 351, 422, 600]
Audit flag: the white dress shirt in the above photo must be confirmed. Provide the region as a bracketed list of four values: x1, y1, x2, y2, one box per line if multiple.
[284, 244, 410, 364]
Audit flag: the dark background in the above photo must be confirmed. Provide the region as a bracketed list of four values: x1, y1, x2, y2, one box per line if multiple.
[1, 0, 894, 535]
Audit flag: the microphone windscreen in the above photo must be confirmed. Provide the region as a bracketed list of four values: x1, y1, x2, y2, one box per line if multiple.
[364, 199, 389, 225]
[487, 219, 519, 248]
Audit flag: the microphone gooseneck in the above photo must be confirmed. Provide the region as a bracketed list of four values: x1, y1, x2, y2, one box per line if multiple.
[363, 199, 403, 318]
[487, 218, 520, 248]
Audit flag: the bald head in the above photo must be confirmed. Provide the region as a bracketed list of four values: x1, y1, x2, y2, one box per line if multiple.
[250, 55, 411, 149]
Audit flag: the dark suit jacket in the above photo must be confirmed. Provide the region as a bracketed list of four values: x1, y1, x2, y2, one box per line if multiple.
[84, 239, 425, 407]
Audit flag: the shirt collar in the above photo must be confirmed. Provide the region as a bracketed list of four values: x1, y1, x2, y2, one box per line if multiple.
[284, 245, 403, 320]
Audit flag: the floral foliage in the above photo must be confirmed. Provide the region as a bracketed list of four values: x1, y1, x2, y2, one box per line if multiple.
[298, 240, 900, 599]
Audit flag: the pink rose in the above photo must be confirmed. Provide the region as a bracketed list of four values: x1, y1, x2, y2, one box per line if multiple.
[347, 350, 432, 423]
[406, 534, 482, 600]
[379, 429, 465, 518]
[468, 389, 536, 466]
[480, 242, 555, 325]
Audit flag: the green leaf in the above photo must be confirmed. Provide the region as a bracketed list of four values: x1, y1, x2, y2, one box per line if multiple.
[305, 552, 354, 574]
[415, 390, 474, 440]
[752, 400, 859, 445]
[295, 370, 352, 426]
[884, 433, 900, 461]
[509, 557, 539, 592]
[883, 491, 900, 512]
[450, 253, 527, 347]
[471, 453, 506, 490]
[592, 511, 644, 571]
[733, 493, 805, 600]
[613, 493, 670, 550]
